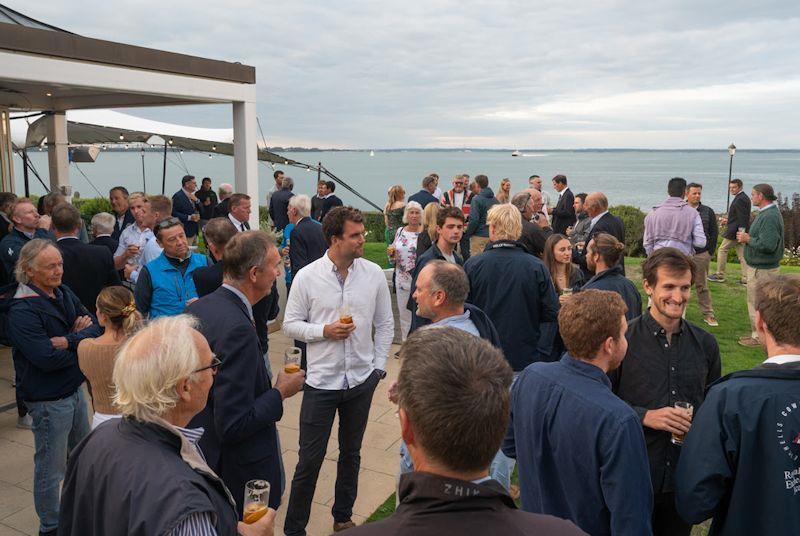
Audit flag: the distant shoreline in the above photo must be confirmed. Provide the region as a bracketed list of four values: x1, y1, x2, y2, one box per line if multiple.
[96, 147, 800, 154]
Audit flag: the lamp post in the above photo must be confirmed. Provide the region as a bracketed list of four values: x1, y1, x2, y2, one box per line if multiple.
[726, 143, 736, 212]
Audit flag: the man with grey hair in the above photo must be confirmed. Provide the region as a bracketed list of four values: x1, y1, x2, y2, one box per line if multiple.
[408, 175, 440, 209]
[212, 182, 234, 218]
[59, 315, 277, 536]
[269, 176, 295, 231]
[511, 190, 552, 257]
[89, 212, 119, 254]
[288, 194, 327, 278]
[4, 239, 100, 536]
[188, 231, 305, 516]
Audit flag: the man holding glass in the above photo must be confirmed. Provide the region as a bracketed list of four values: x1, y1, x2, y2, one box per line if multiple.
[283, 206, 394, 535]
[188, 231, 305, 516]
[610, 248, 720, 536]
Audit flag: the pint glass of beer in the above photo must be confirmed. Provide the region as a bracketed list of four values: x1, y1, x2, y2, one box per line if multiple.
[670, 401, 693, 445]
[561, 288, 573, 297]
[284, 347, 302, 374]
[243, 479, 270, 524]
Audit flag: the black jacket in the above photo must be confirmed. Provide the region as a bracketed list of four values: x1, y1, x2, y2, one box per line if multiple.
[191, 261, 279, 354]
[171, 190, 201, 238]
[59, 417, 238, 536]
[695, 203, 719, 255]
[319, 194, 343, 222]
[0, 227, 52, 284]
[5, 283, 101, 401]
[675, 361, 800, 536]
[518, 215, 552, 257]
[464, 241, 559, 371]
[552, 188, 576, 235]
[111, 210, 135, 241]
[289, 217, 327, 276]
[407, 243, 463, 332]
[269, 189, 295, 231]
[57, 237, 121, 312]
[581, 265, 642, 321]
[196, 188, 218, 220]
[90, 235, 119, 256]
[343, 472, 585, 536]
[723, 191, 751, 240]
[575, 212, 626, 276]
[408, 189, 439, 209]
[212, 197, 231, 218]
[187, 287, 284, 513]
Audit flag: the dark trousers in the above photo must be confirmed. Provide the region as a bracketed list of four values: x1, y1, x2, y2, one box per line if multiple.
[284, 371, 380, 536]
[653, 492, 692, 536]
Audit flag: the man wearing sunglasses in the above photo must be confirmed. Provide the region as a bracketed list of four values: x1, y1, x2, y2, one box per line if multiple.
[133, 217, 209, 319]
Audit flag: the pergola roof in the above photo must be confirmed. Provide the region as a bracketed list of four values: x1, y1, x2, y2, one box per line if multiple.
[0, 4, 69, 32]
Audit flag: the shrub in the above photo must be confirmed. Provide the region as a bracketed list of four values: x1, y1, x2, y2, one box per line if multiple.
[363, 211, 386, 243]
[609, 205, 646, 257]
[73, 197, 113, 226]
[778, 192, 800, 252]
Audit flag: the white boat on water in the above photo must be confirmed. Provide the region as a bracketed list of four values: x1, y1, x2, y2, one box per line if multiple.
[511, 150, 521, 157]
[369, 150, 375, 157]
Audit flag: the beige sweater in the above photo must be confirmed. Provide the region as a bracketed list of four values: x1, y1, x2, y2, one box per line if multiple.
[78, 338, 122, 415]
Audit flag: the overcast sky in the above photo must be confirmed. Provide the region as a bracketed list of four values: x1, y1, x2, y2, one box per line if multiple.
[14, 1, 800, 149]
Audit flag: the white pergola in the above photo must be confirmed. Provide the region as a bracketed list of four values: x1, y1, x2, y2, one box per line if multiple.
[0, 9, 261, 228]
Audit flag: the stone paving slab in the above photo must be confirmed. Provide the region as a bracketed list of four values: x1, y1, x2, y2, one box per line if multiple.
[0, 329, 402, 536]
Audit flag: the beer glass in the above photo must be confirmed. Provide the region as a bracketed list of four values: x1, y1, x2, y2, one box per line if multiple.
[243, 479, 270, 524]
[670, 401, 693, 445]
[561, 288, 573, 297]
[339, 303, 353, 325]
[284, 347, 302, 374]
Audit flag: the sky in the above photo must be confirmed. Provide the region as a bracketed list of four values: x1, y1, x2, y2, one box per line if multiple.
[12, 1, 800, 149]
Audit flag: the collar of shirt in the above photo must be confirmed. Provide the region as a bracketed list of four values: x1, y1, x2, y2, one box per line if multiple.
[17, 228, 34, 239]
[222, 283, 254, 322]
[96, 233, 112, 238]
[323, 252, 353, 286]
[759, 202, 776, 212]
[764, 354, 800, 365]
[183, 189, 195, 200]
[561, 354, 612, 388]
[175, 425, 205, 445]
[430, 310, 471, 327]
[590, 210, 609, 228]
[228, 213, 245, 230]
[471, 475, 493, 485]
[642, 309, 684, 338]
[558, 186, 570, 198]
[56, 236, 79, 242]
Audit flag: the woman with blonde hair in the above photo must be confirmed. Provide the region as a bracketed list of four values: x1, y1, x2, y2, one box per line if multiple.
[496, 178, 512, 204]
[78, 285, 143, 428]
[415, 202, 440, 257]
[388, 201, 423, 340]
[384, 185, 406, 245]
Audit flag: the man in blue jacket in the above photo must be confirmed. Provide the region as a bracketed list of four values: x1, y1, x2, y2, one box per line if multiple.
[464, 174, 498, 256]
[675, 274, 800, 536]
[0, 197, 52, 279]
[582, 232, 641, 320]
[5, 239, 101, 536]
[171, 175, 201, 245]
[465, 204, 559, 371]
[503, 289, 653, 536]
[407, 175, 440, 209]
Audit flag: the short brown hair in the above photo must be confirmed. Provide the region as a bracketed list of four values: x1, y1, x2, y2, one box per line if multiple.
[642, 247, 695, 287]
[229, 193, 251, 208]
[51, 203, 82, 233]
[475, 174, 489, 188]
[148, 195, 172, 219]
[729, 178, 743, 188]
[559, 289, 628, 359]
[552, 174, 567, 185]
[203, 217, 238, 250]
[755, 274, 800, 347]
[222, 230, 275, 282]
[436, 206, 465, 227]
[398, 327, 513, 472]
[322, 206, 363, 246]
[589, 232, 625, 267]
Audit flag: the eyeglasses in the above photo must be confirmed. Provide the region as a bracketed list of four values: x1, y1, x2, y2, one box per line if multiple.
[193, 356, 222, 375]
[155, 217, 181, 232]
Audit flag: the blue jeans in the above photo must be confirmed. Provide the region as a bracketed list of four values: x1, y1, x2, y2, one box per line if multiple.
[27, 390, 90, 533]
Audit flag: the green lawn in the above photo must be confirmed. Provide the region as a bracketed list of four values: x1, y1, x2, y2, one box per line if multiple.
[365, 254, 800, 528]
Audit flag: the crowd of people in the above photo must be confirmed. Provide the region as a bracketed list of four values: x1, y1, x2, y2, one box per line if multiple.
[0, 168, 796, 536]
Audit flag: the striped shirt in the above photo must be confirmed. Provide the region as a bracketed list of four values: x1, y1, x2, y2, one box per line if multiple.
[166, 427, 219, 536]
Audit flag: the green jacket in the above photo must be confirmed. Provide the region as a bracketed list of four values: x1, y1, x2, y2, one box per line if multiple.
[465, 187, 499, 238]
[744, 204, 784, 269]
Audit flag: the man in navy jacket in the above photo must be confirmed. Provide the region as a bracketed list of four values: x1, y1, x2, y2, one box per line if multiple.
[171, 175, 201, 245]
[675, 274, 800, 536]
[408, 175, 440, 209]
[187, 231, 304, 515]
[5, 239, 101, 535]
[288, 195, 327, 277]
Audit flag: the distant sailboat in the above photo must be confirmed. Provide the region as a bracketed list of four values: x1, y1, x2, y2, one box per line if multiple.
[511, 150, 521, 157]
[369, 150, 375, 157]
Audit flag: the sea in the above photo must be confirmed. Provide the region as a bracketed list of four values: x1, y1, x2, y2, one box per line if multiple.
[11, 149, 800, 213]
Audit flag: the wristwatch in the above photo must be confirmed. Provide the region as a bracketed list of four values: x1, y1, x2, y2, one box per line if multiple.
[375, 369, 387, 380]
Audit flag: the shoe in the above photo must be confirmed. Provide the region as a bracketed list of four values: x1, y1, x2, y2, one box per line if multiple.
[17, 414, 32, 430]
[509, 484, 521, 500]
[738, 336, 762, 348]
[703, 315, 719, 327]
[707, 273, 725, 283]
[333, 520, 356, 532]
[39, 530, 57, 536]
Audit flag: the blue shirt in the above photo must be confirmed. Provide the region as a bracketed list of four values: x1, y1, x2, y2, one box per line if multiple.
[503, 354, 653, 536]
[428, 310, 480, 336]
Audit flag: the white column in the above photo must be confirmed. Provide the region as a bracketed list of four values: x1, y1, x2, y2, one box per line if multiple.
[0, 109, 14, 192]
[232, 101, 259, 230]
[45, 111, 71, 198]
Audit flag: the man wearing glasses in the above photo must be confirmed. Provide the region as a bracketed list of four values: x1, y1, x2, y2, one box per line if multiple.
[440, 174, 473, 259]
[133, 217, 209, 318]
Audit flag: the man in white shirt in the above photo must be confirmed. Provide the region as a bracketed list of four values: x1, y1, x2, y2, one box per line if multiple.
[114, 192, 154, 274]
[227, 193, 252, 232]
[283, 206, 394, 535]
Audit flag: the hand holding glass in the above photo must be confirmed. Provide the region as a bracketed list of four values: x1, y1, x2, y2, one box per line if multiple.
[243, 479, 270, 524]
[284, 347, 302, 374]
[670, 402, 693, 445]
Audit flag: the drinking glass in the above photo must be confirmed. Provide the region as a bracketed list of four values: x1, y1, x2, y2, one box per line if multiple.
[671, 401, 694, 446]
[738, 226, 745, 234]
[339, 303, 353, 325]
[284, 347, 302, 374]
[243, 479, 270, 524]
[561, 288, 574, 296]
